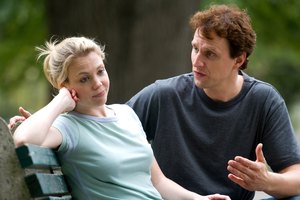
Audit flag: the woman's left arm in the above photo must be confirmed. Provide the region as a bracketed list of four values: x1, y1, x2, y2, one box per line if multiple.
[151, 158, 230, 200]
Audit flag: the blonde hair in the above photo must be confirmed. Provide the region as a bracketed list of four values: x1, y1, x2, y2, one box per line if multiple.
[36, 36, 105, 89]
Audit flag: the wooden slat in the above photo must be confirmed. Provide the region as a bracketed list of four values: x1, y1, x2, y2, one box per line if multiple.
[15, 144, 72, 198]
[25, 173, 70, 198]
[15, 144, 60, 169]
[40, 196, 72, 200]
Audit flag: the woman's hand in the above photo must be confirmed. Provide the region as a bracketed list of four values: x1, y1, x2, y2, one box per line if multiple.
[194, 193, 231, 200]
[8, 107, 32, 130]
[56, 87, 78, 113]
[8, 87, 79, 130]
[206, 193, 231, 200]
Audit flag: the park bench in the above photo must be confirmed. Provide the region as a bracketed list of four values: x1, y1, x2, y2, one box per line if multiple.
[0, 117, 72, 200]
[15, 144, 72, 200]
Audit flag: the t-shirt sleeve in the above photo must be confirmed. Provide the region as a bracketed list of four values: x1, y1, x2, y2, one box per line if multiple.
[262, 87, 300, 172]
[52, 114, 79, 155]
[126, 83, 159, 140]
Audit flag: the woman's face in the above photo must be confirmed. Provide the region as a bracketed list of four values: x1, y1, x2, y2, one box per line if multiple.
[64, 51, 109, 115]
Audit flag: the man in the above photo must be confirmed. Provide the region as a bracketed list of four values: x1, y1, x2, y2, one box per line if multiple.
[127, 4, 300, 200]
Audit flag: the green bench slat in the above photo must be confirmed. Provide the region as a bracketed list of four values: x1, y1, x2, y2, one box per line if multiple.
[25, 173, 70, 198]
[15, 144, 60, 168]
[15, 144, 72, 199]
[40, 197, 72, 200]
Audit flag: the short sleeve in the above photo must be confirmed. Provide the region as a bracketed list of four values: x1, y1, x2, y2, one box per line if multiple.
[52, 114, 79, 156]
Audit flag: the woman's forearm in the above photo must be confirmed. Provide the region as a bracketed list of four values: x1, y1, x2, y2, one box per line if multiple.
[154, 176, 203, 200]
[13, 93, 69, 147]
[151, 159, 206, 200]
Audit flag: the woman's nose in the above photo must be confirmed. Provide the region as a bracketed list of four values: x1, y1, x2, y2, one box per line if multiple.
[93, 77, 103, 89]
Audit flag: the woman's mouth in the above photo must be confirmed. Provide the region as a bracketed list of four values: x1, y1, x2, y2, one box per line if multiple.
[92, 91, 105, 98]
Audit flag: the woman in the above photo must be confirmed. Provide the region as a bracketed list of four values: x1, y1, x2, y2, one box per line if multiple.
[12, 36, 230, 200]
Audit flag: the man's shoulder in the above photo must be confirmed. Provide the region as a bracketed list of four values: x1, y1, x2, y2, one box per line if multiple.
[155, 73, 193, 84]
[243, 72, 279, 95]
[127, 73, 193, 106]
[153, 73, 194, 91]
[242, 72, 284, 104]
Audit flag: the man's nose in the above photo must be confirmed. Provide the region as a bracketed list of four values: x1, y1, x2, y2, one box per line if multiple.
[192, 53, 204, 67]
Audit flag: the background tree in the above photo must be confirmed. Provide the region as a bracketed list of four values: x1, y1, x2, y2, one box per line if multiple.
[46, 0, 200, 103]
[1, 0, 300, 131]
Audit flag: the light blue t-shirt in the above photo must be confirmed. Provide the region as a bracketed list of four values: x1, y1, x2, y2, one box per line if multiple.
[52, 104, 162, 200]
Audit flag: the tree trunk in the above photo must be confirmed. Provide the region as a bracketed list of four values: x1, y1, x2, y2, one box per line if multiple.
[46, 0, 200, 103]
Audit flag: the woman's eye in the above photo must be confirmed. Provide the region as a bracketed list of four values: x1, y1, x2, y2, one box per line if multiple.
[80, 76, 89, 83]
[98, 68, 106, 75]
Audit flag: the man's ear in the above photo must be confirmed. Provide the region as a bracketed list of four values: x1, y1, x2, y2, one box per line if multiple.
[234, 52, 246, 69]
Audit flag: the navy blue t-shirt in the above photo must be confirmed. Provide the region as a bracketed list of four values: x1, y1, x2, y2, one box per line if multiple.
[127, 72, 300, 200]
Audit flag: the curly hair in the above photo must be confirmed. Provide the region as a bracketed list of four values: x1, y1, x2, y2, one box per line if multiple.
[36, 37, 105, 89]
[189, 4, 256, 70]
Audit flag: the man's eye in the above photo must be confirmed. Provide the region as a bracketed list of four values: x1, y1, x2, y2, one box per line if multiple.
[205, 51, 216, 58]
[192, 46, 199, 53]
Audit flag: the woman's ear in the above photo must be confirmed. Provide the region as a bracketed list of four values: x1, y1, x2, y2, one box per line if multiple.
[60, 81, 69, 89]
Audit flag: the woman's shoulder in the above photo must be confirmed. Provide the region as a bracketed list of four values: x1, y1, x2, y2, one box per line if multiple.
[108, 104, 139, 119]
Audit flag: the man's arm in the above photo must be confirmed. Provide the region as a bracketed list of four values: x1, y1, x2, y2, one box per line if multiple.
[227, 143, 300, 198]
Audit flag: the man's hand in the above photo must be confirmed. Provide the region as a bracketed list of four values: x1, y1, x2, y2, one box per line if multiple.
[227, 143, 270, 191]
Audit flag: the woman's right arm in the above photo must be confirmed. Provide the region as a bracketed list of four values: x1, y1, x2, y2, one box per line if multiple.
[13, 88, 76, 148]
[8, 107, 32, 130]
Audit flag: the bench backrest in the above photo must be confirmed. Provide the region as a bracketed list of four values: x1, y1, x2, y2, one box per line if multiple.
[0, 117, 32, 199]
[15, 144, 72, 200]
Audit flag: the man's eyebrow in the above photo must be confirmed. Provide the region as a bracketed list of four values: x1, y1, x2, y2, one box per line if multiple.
[204, 46, 217, 52]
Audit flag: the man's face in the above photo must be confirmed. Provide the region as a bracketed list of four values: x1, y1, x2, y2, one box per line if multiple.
[191, 29, 241, 92]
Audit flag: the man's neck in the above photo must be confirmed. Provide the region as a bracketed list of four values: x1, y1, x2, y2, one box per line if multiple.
[204, 74, 244, 102]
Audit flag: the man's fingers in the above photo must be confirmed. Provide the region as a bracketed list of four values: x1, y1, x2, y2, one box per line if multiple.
[255, 143, 267, 164]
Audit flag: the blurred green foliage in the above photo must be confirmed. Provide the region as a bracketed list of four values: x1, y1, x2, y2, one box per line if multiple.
[0, 0, 48, 119]
[0, 0, 300, 128]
